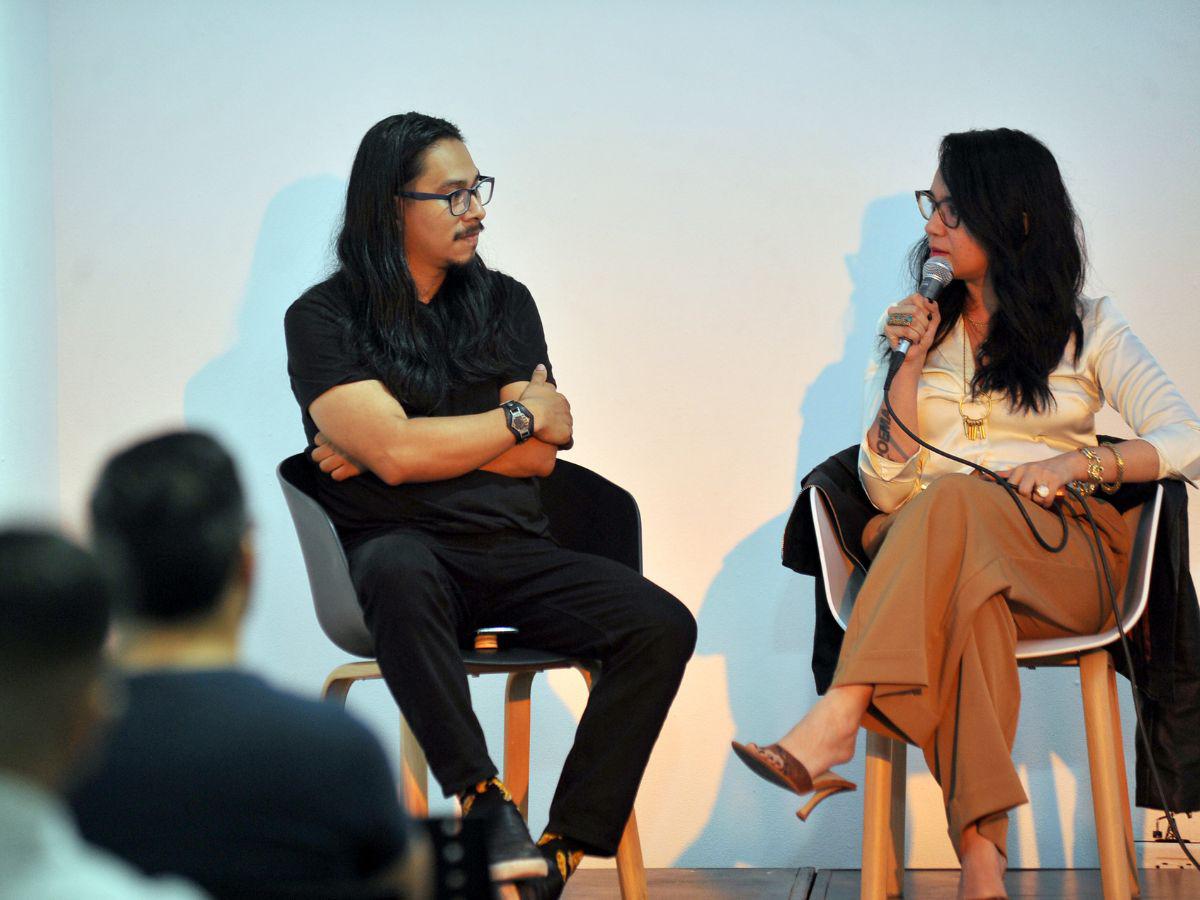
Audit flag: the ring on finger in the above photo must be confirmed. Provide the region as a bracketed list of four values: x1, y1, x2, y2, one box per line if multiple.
[887, 312, 915, 326]
[1035, 483, 1051, 498]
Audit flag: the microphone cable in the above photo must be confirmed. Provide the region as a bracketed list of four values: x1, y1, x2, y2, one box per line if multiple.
[1071, 489, 1200, 872]
[881, 354, 1200, 873]
[881, 355, 1070, 552]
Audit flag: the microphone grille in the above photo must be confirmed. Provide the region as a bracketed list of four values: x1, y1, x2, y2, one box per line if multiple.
[922, 256, 954, 286]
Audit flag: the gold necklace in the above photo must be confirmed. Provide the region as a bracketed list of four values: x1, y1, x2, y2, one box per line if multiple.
[959, 321, 992, 441]
[964, 313, 987, 330]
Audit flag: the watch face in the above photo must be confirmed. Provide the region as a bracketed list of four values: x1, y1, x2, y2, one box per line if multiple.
[512, 411, 531, 434]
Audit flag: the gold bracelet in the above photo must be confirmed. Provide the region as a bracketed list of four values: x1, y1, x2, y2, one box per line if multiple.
[1100, 442, 1125, 494]
[1078, 447, 1105, 492]
[1069, 478, 1098, 496]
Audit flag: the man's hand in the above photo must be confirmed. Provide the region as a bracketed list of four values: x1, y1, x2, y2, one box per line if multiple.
[311, 431, 364, 481]
[518, 365, 573, 447]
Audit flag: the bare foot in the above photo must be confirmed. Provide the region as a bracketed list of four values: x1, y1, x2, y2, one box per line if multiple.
[958, 825, 1006, 899]
[773, 684, 871, 777]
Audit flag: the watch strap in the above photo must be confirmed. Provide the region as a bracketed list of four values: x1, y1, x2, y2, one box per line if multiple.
[501, 400, 534, 444]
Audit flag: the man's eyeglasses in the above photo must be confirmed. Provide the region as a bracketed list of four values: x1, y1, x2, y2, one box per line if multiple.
[400, 176, 495, 217]
[915, 190, 960, 229]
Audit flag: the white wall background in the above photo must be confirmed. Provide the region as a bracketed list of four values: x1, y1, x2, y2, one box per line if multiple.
[0, 0, 56, 519]
[7, 0, 1200, 872]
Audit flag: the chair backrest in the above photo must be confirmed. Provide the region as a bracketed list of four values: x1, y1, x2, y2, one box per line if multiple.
[539, 459, 642, 574]
[810, 483, 1165, 658]
[277, 454, 644, 658]
[277, 454, 374, 657]
[810, 488, 864, 630]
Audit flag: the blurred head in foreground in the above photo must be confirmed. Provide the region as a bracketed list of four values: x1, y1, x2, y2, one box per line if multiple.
[89, 430, 253, 662]
[0, 528, 112, 790]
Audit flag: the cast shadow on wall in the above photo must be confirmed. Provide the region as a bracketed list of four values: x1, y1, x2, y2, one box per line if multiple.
[183, 176, 346, 688]
[678, 193, 919, 867]
[680, 193, 1083, 869]
[181, 177, 590, 822]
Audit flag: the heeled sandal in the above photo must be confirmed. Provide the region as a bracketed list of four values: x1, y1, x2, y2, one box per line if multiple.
[731, 741, 857, 820]
[796, 770, 857, 821]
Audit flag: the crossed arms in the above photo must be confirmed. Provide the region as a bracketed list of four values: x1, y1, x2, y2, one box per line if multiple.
[307, 366, 572, 485]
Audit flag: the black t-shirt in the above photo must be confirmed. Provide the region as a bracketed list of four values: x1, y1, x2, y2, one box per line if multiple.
[284, 270, 554, 543]
[69, 670, 407, 898]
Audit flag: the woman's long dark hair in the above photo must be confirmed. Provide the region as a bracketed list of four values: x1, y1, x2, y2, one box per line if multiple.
[909, 127, 1085, 413]
[334, 112, 520, 414]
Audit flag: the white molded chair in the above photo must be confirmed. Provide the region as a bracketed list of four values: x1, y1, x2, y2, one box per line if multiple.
[811, 483, 1164, 900]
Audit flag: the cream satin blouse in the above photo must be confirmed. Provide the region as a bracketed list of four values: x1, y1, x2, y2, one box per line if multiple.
[858, 295, 1200, 513]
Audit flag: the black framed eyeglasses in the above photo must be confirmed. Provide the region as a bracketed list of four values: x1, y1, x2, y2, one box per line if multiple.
[400, 176, 494, 217]
[915, 190, 960, 229]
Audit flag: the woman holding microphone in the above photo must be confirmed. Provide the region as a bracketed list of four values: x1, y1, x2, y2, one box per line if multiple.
[734, 128, 1200, 898]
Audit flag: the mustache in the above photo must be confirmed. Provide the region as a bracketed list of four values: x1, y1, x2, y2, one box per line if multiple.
[455, 223, 485, 239]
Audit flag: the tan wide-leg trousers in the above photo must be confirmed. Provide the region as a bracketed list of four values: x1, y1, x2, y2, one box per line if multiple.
[831, 474, 1131, 857]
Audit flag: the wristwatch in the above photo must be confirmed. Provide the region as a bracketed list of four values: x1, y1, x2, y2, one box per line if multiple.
[501, 400, 534, 444]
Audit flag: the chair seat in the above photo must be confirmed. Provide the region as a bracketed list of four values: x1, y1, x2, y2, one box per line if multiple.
[1017, 631, 1128, 660]
[460, 648, 583, 670]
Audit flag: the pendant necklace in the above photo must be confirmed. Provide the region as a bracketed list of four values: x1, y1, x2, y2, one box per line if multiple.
[960, 316, 992, 441]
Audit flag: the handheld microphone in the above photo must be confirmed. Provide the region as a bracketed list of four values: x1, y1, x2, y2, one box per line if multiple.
[895, 257, 954, 358]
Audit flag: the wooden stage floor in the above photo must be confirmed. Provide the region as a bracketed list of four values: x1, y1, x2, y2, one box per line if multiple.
[564, 867, 1199, 898]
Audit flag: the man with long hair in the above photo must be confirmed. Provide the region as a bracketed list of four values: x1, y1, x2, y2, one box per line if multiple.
[285, 112, 696, 897]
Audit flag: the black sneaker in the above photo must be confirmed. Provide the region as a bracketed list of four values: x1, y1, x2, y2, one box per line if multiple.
[514, 866, 565, 900]
[460, 779, 548, 882]
[515, 836, 584, 900]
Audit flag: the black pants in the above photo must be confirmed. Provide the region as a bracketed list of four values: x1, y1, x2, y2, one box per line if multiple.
[347, 528, 697, 856]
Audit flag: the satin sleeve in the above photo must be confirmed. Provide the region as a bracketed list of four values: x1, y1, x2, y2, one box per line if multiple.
[858, 315, 925, 513]
[1089, 296, 1200, 483]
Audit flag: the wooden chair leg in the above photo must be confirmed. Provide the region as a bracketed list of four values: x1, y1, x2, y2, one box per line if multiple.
[574, 664, 648, 900]
[615, 812, 647, 900]
[887, 738, 906, 897]
[1080, 650, 1132, 900]
[400, 714, 430, 819]
[322, 677, 353, 704]
[322, 662, 427, 815]
[504, 671, 535, 820]
[321, 660, 382, 702]
[1106, 654, 1140, 896]
[863, 730, 901, 899]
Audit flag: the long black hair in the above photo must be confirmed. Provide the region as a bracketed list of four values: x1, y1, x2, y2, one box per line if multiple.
[909, 127, 1085, 413]
[334, 112, 520, 414]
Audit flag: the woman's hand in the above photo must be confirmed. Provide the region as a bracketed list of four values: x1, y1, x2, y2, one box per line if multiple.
[312, 431, 364, 481]
[998, 451, 1088, 508]
[883, 292, 941, 367]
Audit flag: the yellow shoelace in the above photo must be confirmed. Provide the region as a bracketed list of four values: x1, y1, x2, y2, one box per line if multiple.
[459, 776, 513, 816]
[537, 833, 584, 881]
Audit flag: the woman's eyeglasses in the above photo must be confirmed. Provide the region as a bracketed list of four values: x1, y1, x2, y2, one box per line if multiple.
[915, 190, 960, 229]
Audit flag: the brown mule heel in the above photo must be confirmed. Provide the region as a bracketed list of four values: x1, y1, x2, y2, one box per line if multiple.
[795, 771, 857, 821]
[731, 741, 857, 821]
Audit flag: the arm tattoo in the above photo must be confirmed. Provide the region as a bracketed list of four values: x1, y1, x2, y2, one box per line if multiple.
[875, 408, 894, 457]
